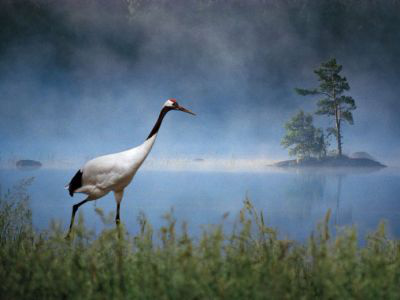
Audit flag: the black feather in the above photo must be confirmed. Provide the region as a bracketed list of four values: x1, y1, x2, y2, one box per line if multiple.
[146, 106, 171, 140]
[68, 169, 83, 197]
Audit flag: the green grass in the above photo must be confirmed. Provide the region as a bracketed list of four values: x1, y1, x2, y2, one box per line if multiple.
[1, 179, 400, 300]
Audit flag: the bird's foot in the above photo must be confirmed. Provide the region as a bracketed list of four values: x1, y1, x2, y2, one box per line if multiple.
[65, 229, 73, 240]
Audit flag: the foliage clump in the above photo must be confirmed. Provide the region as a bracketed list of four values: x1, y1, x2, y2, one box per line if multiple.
[1, 181, 400, 299]
[281, 110, 326, 160]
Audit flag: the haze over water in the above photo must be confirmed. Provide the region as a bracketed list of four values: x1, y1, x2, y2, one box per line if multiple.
[1, 1, 400, 165]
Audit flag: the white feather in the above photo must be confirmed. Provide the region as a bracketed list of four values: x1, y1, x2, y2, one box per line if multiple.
[75, 134, 157, 199]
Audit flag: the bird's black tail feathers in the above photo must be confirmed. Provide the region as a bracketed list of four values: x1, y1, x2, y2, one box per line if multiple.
[67, 169, 83, 197]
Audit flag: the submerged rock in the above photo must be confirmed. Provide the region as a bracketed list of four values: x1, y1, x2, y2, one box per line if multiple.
[16, 159, 42, 170]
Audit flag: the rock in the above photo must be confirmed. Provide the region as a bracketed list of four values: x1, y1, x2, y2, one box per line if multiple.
[16, 160, 42, 170]
[350, 151, 375, 161]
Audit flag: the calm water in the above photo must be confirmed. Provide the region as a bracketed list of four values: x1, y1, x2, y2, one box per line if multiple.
[1, 168, 399, 242]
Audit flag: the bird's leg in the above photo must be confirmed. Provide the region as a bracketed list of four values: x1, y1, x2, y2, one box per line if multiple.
[66, 197, 89, 239]
[116, 202, 121, 226]
[114, 190, 124, 227]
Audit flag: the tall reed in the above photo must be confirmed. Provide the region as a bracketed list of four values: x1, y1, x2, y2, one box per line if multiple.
[0, 180, 399, 299]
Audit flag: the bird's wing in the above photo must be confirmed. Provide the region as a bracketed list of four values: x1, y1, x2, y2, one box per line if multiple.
[82, 154, 121, 188]
[81, 150, 144, 190]
[79, 138, 156, 191]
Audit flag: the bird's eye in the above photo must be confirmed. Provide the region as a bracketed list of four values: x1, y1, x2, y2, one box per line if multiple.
[173, 102, 179, 107]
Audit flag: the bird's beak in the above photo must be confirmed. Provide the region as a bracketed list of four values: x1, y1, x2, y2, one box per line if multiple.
[177, 105, 196, 115]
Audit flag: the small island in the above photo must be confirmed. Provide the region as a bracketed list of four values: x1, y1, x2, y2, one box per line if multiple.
[274, 155, 385, 169]
[275, 58, 386, 170]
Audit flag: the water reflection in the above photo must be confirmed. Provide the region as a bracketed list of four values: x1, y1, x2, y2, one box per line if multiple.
[285, 172, 327, 220]
[279, 167, 389, 239]
[0, 167, 398, 242]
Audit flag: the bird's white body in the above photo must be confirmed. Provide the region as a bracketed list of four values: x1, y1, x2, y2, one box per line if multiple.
[75, 134, 157, 199]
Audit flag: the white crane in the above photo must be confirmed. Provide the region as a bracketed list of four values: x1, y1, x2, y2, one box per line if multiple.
[65, 99, 195, 237]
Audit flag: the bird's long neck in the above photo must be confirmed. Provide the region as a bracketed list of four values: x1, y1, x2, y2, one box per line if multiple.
[125, 107, 171, 168]
[146, 106, 170, 140]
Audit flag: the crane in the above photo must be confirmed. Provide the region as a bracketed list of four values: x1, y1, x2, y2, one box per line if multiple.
[65, 99, 195, 237]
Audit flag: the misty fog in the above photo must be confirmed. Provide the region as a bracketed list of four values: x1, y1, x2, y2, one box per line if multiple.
[1, 0, 400, 167]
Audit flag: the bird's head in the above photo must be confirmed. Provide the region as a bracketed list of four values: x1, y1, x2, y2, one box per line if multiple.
[163, 98, 196, 115]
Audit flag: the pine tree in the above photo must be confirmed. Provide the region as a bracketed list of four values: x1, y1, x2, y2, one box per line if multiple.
[296, 58, 356, 156]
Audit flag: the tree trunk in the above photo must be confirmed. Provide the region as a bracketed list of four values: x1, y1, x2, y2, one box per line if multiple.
[333, 88, 342, 157]
[334, 107, 342, 156]
[336, 120, 342, 156]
